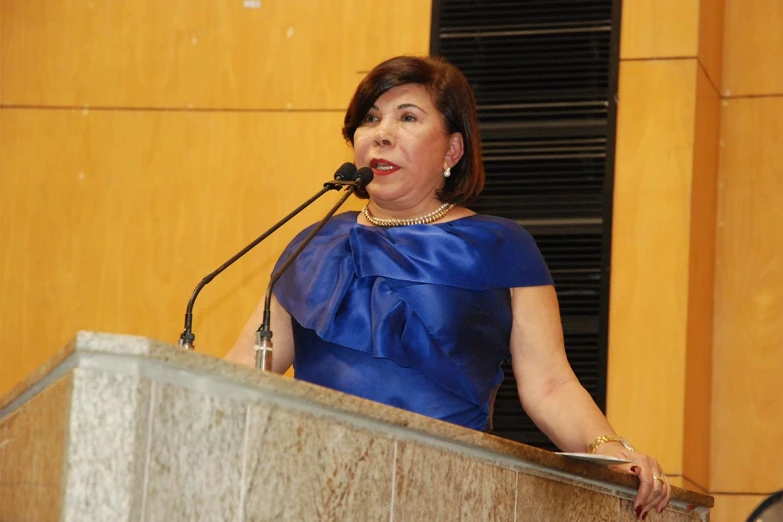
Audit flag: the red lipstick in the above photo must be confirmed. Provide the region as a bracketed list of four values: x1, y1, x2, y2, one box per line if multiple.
[369, 158, 401, 177]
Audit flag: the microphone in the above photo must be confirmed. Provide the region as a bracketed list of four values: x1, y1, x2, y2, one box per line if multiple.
[254, 166, 374, 370]
[177, 162, 358, 350]
[322, 164, 373, 189]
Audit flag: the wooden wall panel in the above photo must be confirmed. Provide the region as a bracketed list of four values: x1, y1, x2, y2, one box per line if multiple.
[0, 0, 432, 403]
[722, 0, 783, 96]
[616, 0, 783, 509]
[0, 109, 360, 395]
[619, 0, 698, 59]
[684, 476, 708, 494]
[711, 494, 770, 522]
[682, 65, 720, 491]
[0, 0, 431, 109]
[712, 97, 783, 492]
[608, 60, 699, 473]
[697, 0, 725, 91]
[667, 476, 710, 493]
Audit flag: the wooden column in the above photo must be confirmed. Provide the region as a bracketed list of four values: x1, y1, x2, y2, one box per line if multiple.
[711, 0, 783, 516]
[612, 1, 783, 520]
[608, 0, 723, 494]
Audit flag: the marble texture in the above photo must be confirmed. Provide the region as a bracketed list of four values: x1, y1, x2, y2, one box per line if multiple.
[25, 332, 717, 509]
[62, 368, 151, 522]
[143, 380, 247, 522]
[618, 499, 703, 522]
[0, 374, 72, 522]
[242, 404, 395, 521]
[0, 331, 714, 522]
[516, 472, 618, 521]
[393, 440, 517, 521]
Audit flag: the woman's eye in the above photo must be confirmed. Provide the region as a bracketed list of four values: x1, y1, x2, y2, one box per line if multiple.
[402, 114, 417, 122]
[363, 114, 379, 123]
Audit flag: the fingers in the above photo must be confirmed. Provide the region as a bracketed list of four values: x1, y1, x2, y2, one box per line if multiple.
[645, 473, 667, 515]
[631, 458, 670, 519]
[632, 465, 655, 518]
[631, 465, 654, 520]
[655, 475, 672, 514]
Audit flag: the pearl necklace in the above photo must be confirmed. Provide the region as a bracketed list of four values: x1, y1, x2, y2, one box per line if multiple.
[362, 202, 456, 227]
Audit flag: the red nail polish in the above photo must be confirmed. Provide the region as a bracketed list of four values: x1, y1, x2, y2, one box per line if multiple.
[631, 466, 640, 473]
[634, 506, 642, 518]
[642, 512, 648, 520]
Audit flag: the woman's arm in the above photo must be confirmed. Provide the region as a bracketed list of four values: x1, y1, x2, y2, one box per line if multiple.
[510, 285, 614, 451]
[510, 285, 670, 518]
[225, 294, 295, 374]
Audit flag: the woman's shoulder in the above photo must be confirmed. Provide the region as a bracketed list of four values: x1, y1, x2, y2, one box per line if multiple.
[439, 212, 536, 241]
[288, 210, 358, 242]
[437, 213, 552, 287]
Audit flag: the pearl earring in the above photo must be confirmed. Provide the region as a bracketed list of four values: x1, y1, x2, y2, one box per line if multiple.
[444, 166, 451, 178]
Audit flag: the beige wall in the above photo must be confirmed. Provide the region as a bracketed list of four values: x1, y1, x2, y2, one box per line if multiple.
[0, 0, 432, 395]
[612, 1, 783, 520]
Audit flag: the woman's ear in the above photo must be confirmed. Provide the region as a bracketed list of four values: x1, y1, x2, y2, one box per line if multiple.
[445, 132, 465, 168]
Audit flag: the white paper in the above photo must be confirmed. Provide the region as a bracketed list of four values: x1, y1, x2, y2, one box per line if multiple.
[555, 452, 633, 466]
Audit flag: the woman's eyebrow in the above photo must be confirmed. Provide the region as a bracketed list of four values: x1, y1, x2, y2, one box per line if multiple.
[369, 103, 428, 114]
[398, 103, 427, 113]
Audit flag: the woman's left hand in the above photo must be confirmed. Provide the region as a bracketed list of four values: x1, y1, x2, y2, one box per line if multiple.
[594, 443, 671, 519]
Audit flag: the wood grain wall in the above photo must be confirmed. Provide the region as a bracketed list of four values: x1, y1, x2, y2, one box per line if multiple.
[712, 97, 783, 494]
[610, 0, 723, 487]
[609, 58, 698, 474]
[614, 0, 783, 520]
[712, 0, 783, 515]
[1, 0, 430, 109]
[721, 0, 783, 97]
[0, 0, 432, 395]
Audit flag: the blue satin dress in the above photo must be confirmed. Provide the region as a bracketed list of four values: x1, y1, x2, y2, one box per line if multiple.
[273, 212, 553, 431]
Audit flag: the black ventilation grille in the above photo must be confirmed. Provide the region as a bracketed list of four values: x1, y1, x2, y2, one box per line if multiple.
[433, 0, 619, 450]
[441, 31, 611, 105]
[475, 136, 607, 219]
[478, 103, 608, 125]
[537, 231, 603, 318]
[439, 1, 611, 30]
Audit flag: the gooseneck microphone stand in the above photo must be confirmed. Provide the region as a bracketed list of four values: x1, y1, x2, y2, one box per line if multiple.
[177, 163, 357, 350]
[254, 167, 374, 370]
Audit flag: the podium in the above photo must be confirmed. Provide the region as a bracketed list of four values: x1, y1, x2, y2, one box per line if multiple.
[0, 332, 712, 521]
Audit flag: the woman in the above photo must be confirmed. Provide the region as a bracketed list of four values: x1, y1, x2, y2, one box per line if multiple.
[228, 55, 669, 518]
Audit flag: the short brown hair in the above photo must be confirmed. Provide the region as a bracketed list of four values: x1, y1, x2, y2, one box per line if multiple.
[342, 55, 484, 204]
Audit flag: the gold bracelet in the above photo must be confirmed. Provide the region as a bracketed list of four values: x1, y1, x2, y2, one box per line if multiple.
[587, 435, 635, 454]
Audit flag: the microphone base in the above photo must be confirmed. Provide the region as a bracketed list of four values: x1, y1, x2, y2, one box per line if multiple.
[178, 333, 195, 351]
[255, 342, 273, 371]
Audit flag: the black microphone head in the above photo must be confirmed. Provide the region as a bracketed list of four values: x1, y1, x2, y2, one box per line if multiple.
[334, 162, 358, 181]
[354, 167, 374, 187]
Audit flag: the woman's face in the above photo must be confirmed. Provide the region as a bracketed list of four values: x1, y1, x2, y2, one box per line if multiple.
[353, 84, 463, 209]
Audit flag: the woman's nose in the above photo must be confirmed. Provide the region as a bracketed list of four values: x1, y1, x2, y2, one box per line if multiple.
[373, 121, 394, 146]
